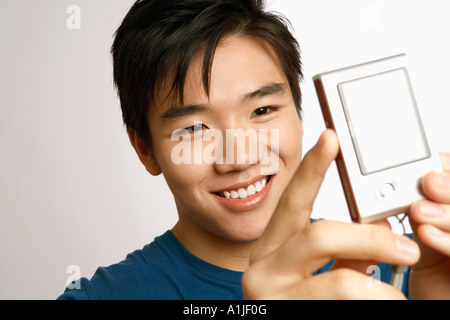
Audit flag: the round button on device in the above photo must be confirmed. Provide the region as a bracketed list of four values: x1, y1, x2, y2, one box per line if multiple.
[380, 183, 395, 198]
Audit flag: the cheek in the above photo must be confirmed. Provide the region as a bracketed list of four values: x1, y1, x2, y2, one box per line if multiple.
[161, 146, 217, 199]
[278, 117, 303, 166]
[161, 161, 208, 201]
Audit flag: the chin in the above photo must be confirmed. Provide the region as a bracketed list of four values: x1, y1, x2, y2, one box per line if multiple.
[217, 213, 272, 243]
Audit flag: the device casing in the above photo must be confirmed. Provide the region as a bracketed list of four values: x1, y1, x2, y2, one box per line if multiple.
[313, 54, 442, 223]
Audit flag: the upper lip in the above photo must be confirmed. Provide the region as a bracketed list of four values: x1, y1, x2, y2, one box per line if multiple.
[212, 175, 270, 193]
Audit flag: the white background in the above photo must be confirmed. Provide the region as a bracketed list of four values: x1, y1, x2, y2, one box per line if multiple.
[1, 0, 449, 299]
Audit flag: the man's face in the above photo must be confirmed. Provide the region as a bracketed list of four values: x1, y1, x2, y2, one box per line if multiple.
[147, 35, 303, 242]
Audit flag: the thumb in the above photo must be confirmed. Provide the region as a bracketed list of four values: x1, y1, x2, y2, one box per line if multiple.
[252, 129, 340, 262]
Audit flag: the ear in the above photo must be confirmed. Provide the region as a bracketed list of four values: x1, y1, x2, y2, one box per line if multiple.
[128, 130, 162, 176]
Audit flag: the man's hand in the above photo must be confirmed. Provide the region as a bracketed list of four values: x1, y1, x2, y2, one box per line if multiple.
[408, 153, 450, 299]
[242, 130, 420, 299]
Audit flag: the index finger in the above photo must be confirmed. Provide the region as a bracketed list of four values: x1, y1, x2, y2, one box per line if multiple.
[252, 129, 339, 262]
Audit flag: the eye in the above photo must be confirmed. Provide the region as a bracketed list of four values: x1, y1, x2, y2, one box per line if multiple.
[185, 122, 208, 133]
[251, 106, 279, 117]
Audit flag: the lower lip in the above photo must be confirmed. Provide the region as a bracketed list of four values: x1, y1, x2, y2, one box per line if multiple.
[213, 176, 274, 213]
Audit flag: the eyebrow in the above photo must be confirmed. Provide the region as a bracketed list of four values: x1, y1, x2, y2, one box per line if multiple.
[161, 104, 209, 121]
[242, 82, 286, 102]
[160, 82, 286, 121]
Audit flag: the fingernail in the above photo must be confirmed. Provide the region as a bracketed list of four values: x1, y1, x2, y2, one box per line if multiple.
[419, 201, 444, 218]
[395, 236, 418, 256]
[434, 171, 450, 190]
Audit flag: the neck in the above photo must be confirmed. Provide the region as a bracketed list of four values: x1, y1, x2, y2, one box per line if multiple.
[171, 218, 256, 272]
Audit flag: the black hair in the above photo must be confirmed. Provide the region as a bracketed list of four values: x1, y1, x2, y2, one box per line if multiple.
[111, 0, 302, 150]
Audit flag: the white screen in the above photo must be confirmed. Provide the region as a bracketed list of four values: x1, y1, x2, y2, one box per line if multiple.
[338, 68, 430, 175]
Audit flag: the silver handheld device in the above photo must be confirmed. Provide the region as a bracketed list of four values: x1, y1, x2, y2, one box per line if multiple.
[313, 54, 442, 223]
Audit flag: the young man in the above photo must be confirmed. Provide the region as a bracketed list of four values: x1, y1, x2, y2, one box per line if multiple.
[58, 0, 450, 300]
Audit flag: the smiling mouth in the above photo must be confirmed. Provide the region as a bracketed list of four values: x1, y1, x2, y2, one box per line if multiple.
[215, 176, 272, 199]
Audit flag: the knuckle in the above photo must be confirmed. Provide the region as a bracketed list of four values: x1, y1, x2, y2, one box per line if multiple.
[304, 220, 329, 251]
[241, 264, 267, 299]
[241, 266, 257, 290]
[330, 269, 359, 299]
[367, 224, 390, 244]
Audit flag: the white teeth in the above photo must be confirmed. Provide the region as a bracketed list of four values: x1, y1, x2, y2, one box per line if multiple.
[247, 184, 256, 196]
[238, 188, 247, 199]
[220, 177, 270, 199]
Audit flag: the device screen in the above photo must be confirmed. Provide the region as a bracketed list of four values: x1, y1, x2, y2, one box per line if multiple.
[338, 68, 430, 175]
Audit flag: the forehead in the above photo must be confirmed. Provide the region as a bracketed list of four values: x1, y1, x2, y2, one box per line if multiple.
[153, 35, 288, 116]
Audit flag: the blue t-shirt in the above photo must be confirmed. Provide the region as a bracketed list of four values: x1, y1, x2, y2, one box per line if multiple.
[57, 229, 410, 300]
[58, 230, 243, 300]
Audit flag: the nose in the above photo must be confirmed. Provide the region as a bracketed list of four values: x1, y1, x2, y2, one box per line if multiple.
[212, 128, 259, 175]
